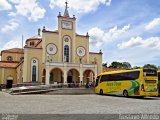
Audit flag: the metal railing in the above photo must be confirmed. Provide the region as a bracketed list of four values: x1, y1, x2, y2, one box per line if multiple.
[47, 62, 97, 68]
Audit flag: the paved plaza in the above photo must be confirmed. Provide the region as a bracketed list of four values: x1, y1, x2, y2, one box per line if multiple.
[0, 92, 160, 114]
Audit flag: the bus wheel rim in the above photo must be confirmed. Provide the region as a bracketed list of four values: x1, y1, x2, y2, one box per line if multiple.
[100, 90, 103, 94]
[124, 91, 128, 96]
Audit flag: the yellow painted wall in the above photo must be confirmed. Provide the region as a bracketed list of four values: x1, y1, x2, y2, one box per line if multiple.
[0, 68, 17, 84]
[42, 33, 59, 63]
[16, 63, 24, 83]
[36, 41, 42, 48]
[23, 48, 43, 83]
[89, 53, 102, 75]
[75, 36, 89, 63]
[26, 39, 40, 47]
[58, 17, 76, 63]
[2, 52, 23, 62]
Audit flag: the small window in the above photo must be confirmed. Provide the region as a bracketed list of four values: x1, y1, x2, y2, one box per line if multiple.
[30, 42, 35, 46]
[7, 56, 13, 61]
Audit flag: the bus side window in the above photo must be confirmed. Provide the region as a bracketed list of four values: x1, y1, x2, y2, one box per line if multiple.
[100, 75, 109, 82]
[158, 73, 160, 80]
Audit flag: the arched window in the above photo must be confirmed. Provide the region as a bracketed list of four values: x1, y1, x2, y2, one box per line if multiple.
[32, 65, 36, 82]
[31, 58, 38, 82]
[63, 36, 71, 63]
[64, 45, 69, 62]
[7, 56, 13, 61]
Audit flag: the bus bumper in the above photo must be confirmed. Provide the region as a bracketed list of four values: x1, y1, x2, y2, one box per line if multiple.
[141, 92, 158, 97]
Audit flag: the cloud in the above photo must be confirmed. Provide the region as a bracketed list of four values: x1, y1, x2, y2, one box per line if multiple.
[8, 12, 17, 17]
[10, 0, 46, 21]
[88, 25, 130, 47]
[145, 18, 160, 30]
[50, 0, 112, 13]
[104, 0, 112, 6]
[0, 19, 19, 33]
[118, 36, 160, 49]
[8, 0, 20, 4]
[0, 0, 12, 11]
[1, 40, 21, 50]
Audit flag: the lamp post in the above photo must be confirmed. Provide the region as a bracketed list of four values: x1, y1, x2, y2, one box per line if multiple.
[79, 57, 82, 64]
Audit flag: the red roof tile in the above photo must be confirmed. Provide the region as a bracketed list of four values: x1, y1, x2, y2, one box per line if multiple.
[26, 35, 42, 42]
[1, 48, 24, 54]
[103, 68, 126, 72]
[0, 61, 19, 68]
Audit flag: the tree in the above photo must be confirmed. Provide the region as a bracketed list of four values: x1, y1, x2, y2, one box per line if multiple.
[133, 66, 141, 69]
[143, 64, 158, 70]
[109, 61, 121, 68]
[122, 62, 132, 69]
[109, 61, 132, 69]
[102, 62, 108, 68]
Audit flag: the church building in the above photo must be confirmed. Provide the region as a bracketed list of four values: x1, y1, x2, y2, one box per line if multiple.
[0, 2, 102, 88]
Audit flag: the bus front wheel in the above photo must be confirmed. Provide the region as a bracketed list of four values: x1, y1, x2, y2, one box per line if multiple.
[100, 89, 103, 95]
[123, 90, 128, 97]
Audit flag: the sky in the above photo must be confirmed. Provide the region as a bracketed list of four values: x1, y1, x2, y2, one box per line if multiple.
[0, 0, 160, 67]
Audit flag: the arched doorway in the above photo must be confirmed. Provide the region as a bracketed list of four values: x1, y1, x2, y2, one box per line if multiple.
[83, 70, 95, 84]
[50, 68, 63, 84]
[42, 69, 46, 84]
[6, 76, 13, 89]
[67, 69, 80, 83]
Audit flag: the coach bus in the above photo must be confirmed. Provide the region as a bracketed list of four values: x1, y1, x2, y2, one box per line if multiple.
[158, 70, 160, 95]
[95, 68, 158, 97]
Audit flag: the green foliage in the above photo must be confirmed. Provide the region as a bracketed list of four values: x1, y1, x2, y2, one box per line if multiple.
[102, 62, 108, 68]
[103, 61, 158, 70]
[132, 66, 141, 69]
[108, 61, 132, 69]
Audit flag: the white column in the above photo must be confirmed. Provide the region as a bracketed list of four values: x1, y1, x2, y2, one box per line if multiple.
[45, 67, 50, 85]
[64, 70, 67, 84]
[63, 63, 67, 84]
[80, 64, 83, 84]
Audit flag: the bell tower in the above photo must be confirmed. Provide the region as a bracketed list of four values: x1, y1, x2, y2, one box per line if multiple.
[63, 1, 69, 17]
[57, 1, 76, 33]
[57, 1, 77, 63]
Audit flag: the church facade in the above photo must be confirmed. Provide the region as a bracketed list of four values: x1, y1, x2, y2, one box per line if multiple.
[0, 2, 102, 88]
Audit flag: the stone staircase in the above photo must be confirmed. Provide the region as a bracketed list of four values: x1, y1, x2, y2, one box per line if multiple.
[3, 85, 95, 95]
[45, 88, 95, 95]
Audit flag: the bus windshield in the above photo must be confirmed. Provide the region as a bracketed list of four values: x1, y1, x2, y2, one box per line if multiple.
[143, 68, 157, 76]
[95, 76, 100, 87]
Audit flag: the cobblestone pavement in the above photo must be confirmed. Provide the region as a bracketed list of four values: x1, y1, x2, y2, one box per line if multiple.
[0, 92, 160, 114]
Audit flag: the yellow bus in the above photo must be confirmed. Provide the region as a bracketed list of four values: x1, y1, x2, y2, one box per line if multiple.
[158, 70, 160, 95]
[95, 68, 158, 97]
